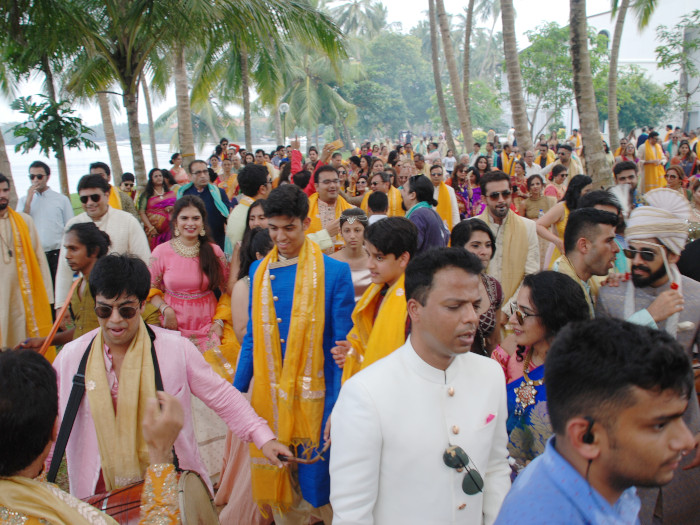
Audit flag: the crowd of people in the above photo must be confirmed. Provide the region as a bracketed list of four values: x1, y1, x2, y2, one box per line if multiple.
[0, 124, 699, 525]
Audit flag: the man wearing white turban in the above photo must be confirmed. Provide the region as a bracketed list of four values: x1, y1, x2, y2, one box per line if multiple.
[596, 188, 700, 524]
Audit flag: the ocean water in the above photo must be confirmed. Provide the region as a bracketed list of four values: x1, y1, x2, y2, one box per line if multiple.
[6, 140, 278, 196]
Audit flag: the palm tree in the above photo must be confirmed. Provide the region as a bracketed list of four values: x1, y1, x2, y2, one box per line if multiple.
[0, 62, 17, 206]
[435, 0, 471, 152]
[500, 0, 532, 153]
[330, 0, 387, 39]
[608, 0, 658, 153]
[142, 78, 159, 169]
[462, 0, 476, 147]
[475, 0, 502, 79]
[428, 0, 456, 152]
[570, 0, 610, 187]
[96, 91, 124, 179]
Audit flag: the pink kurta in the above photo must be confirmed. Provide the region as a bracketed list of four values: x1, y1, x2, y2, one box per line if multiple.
[149, 241, 228, 352]
[49, 326, 275, 499]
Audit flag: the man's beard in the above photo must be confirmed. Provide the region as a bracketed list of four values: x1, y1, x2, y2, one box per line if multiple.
[0, 200, 8, 211]
[631, 263, 667, 287]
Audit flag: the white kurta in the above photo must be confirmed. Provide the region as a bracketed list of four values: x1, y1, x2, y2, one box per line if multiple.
[54, 208, 151, 307]
[0, 212, 53, 347]
[330, 338, 511, 525]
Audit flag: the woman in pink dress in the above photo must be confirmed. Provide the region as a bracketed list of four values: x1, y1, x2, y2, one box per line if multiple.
[148, 195, 229, 482]
[137, 168, 177, 250]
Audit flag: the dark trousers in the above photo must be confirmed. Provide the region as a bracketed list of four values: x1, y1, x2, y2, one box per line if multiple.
[45, 249, 60, 320]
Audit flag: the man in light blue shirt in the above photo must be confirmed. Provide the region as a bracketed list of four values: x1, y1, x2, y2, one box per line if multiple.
[495, 318, 696, 525]
[18, 161, 74, 288]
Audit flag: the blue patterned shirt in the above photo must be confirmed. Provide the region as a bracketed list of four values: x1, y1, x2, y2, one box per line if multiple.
[495, 438, 641, 524]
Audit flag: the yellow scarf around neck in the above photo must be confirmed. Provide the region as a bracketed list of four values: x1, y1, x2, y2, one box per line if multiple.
[107, 185, 122, 210]
[342, 274, 407, 383]
[307, 193, 353, 238]
[554, 255, 597, 318]
[361, 187, 405, 217]
[435, 182, 454, 230]
[643, 140, 666, 192]
[478, 209, 528, 301]
[86, 321, 155, 491]
[250, 238, 326, 512]
[501, 152, 514, 175]
[8, 208, 54, 361]
[0, 476, 117, 525]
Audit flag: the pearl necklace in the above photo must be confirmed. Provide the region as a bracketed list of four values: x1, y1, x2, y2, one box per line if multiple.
[171, 237, 200, 258]
[154, 187, 165, 198]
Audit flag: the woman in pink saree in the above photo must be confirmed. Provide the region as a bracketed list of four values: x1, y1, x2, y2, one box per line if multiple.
[138, 168, 177, 250]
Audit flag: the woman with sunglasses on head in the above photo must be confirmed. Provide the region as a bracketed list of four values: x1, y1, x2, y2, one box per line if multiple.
[664, 165, 691, 199]
[671, 139, 699, 178]
[492, 271, 589, 475]
[469, 156, 490, 216]
[536, 174, 593, 268]
[451, 219, 504, 357]
[447, 163, 472, 219]
[137, 168, 177, 250]
[332, 209, 372, 302]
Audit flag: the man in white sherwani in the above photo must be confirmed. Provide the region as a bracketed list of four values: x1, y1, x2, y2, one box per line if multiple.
[330, 248, 511, 525]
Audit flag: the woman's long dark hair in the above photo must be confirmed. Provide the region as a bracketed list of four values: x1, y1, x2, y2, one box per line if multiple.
[242, 200, 266, 239]
[514, 271, 590, 362]
[171, 196, 223, 291]
[138, 168, 171, 209]
[238, 227, 273, 280]
[450, 163, 469, 189]
[473, 155, 489, 176]
[563, 174, 592, 210]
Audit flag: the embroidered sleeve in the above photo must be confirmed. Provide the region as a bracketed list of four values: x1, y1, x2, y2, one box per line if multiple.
[139, 464, 179, 525]
[148, 254, 164, 291]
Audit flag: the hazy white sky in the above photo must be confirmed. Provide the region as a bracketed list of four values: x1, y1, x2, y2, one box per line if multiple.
[2, 0, 613, 126]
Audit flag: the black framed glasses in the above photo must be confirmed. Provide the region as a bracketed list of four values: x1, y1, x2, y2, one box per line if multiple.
[94, 303, 141, 319]
[29, 174, 45, 180]
[623, 248, 657, 262]
[319, 179, 340, 185]
[443, 446, 484, 495]
[509, 301, 541, 326]
[487, 190, 511, 200]
[80, 194, 102, 204]
[191, 169, 208, 176]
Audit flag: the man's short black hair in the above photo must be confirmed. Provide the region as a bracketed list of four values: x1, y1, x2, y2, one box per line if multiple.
[0, 349, 58, 476]
[613, 161, 637, 177]
[0, 173, 10, 188]
[314, 164, 338, 184]
[292, 170, 311, 189]
[364, 216, 417, 259]
[546, 318, 693, 436]
[563, 207, 619, 254]
[188, 159, 207, 173]
[67, 222, 111, 258]
[407, 175, 437, 206]
[29, 160, 50, 177]
[430, 164, 443, 175]
[649, 131, 660, 139]
[370, 171, 391, 184]
[413, 153, 424, 162]
[406, 248, 482, 305]
[238, 163, 269, 197]
[308, 146, 318, 154]
[451, 218, 496, 259]
[331, 152, 342, 159]
[89, 161, 111, 176]
[479, 170, 510, 195]
[121, 172, 135, 182]
[255, 149, 265, 155]
[77, 174, 111, 193]
[557, 143, 573, 153]
[473, 142, 481, 148]
[578, 190, 622, 213]
[220, 137, 229, 144]
[89, 254, 151, 302]
[263, 183, 309, 221]
[368, 191, 389, 213]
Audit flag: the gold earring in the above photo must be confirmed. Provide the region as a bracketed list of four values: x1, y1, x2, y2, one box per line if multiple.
[174, 229, 180, 237]
[199, 229, 206, 237]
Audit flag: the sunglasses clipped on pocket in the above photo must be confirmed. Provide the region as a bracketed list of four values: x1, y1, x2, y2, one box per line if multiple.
[443, 445, 484, 495]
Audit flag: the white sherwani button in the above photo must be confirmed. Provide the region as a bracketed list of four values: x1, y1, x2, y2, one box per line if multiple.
[280, 338, 286, 344]
[451, 425, 459, 435]
[277, 318, 283, 323]
[448, 387, 455, 397]
[458, 503, 466, 510]
[270, 274, 276, 280]
[273, 296, 279, 301]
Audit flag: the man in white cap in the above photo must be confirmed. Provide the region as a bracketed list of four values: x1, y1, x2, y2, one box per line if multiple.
[596, 188, 700, 525]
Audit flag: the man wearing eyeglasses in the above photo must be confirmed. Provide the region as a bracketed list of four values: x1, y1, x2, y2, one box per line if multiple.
[54, 174, 150, 313]
[360, 172, 405, 218]
[540, 144, 583, 185]
[307, 165, 353, 254]
[177, 159, 233, 252]
[475, 171, 539, 317]
[596, 188, 700, 524]
[18, 160, 74, 288]
[50, 254, 291, 500]
[331, 248, 511, 524]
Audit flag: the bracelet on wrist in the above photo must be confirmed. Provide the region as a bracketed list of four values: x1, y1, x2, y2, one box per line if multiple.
[159, 303, 171, 314]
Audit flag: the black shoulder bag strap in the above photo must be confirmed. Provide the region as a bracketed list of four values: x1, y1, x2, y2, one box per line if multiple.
[47, 325, 176, 483]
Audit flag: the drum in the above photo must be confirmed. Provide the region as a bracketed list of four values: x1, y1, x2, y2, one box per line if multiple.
[84, 470, 219, 524]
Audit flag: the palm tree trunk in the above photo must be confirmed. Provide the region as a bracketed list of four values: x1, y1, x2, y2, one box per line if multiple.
[0, 129, 17, 208]
[501, 0, 533, 154]
[97, 92, 123, 182]
[41, 56, 69, 196]
[570, 0, 610, 187]
[123, 90, 147, 187]
[608, 0, 629, 154]
[174, 45, 196, 172]
[241, 49, 253, 151]
[435, 0, 471, 153]
[462, 0, 475, 150]
[142, 78, 159, 169]
[429, 0, 456, 154]
[274, 103, 284, 145]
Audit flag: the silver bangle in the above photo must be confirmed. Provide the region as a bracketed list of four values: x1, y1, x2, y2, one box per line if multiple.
[213, 319, 224, 328]
[159, 303, 171, 314]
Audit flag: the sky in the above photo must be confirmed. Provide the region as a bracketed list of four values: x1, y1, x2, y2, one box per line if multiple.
[1, 0, 613, 127]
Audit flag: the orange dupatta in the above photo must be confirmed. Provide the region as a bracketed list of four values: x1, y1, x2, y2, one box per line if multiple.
[107, 185, 122, 210]
[435, 182, 454, 230]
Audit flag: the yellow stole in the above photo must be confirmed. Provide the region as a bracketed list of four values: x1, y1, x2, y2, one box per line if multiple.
[203, 293, 241, 382]
[0, 477, 117, 525]
[342, 275, 407, 383]
[643, 141, 666, 192]
[107, 185, 122, 210]
[219, 175, 239, 200]
[435, 182, 454, 230]
[86, 321, 155, 491]
[553, 255, 597, 318]
[501, 152, 514, 175]
[250, 238, 326, 512]
[307, 193, 354, 240]
[477, 209, 528, 301]
[7, 209, 54, 362]
[360, 187, 405, 217]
